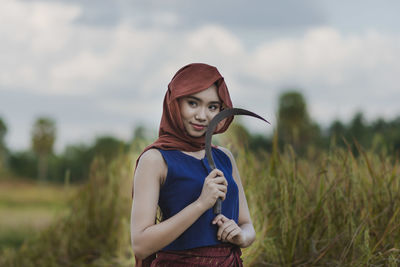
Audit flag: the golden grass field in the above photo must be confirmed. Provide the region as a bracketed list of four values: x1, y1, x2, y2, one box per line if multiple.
[0, 178, 76, 251]
[1, 137, 400, 266]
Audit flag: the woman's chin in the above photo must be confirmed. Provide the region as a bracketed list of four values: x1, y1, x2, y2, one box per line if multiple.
[188, 131, 206, 138]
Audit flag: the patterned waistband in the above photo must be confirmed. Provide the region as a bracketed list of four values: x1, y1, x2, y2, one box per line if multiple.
[151, 244, 243, 267]
[158, 243, 241, 257]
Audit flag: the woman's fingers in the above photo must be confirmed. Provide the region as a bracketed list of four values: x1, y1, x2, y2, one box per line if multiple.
[209, 169, 224, 178]
[198, 169, 228, 209]
[218, 190, 226, 201]
[208, 169, 227, 185]
[215, 183, 227, 201]
[213, 214, 243, 245]
[217, 219, 235, 240]
[205, 176, 227, 190]
[221, 223, 237, 241]
[216, 184, 227, 193]
[198, 170, 228, 209]
[211, 176, 228, 186]
[208, 174, 228, 200]
[226, 228, 241, 242]
[212, 214, 227, 225]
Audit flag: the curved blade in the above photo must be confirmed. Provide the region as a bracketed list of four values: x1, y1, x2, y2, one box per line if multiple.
[205, 108, 270, 170]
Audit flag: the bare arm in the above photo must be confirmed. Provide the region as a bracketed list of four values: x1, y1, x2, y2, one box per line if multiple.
[130, 149, 228, 259]
[213, 147, 256, 248]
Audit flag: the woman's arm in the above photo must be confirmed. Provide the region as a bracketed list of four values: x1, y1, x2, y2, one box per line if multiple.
[213, 147, 256, 248]
[131, 149, 228, 259]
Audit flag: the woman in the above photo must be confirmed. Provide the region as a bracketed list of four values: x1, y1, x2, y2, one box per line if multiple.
[131, 63, 255, 266]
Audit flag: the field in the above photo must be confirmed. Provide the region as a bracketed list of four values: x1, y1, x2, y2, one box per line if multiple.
[1, 138, 400, 266]
[0, 178, 75, 251]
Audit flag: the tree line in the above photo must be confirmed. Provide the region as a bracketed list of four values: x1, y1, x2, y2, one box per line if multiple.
[0, 118, 142, 183]
[275, 91, 400, 155]
[0, 90, 399, 183]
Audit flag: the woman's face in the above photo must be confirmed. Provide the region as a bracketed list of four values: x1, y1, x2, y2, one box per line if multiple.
[179, 84, 222, 138]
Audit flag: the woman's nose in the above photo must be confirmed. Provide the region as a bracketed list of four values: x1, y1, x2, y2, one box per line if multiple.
[195, 108, 207, 121]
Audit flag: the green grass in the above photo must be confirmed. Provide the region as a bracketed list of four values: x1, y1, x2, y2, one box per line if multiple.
[1, 137, 400, 266]
[0, 154, 135, 267]
[238, 143, 400, 266]
[0, 178, 75, 251]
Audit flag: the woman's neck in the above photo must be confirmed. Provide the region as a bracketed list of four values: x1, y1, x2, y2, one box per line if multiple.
[181, 150, 205, 160]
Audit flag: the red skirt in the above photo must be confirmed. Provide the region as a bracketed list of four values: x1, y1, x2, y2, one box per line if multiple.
[135, 244, 243, 267]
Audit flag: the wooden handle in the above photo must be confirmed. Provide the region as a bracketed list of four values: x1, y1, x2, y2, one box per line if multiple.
[214, 198, 222, 214]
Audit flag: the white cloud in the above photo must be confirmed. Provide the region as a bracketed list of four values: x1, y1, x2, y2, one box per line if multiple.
[243, 27, 400, 124]
[185, 25, 244, 56]
[247, 27, 400, 87]
[1, 0, 400, 150]
[0, 0, 81, 92]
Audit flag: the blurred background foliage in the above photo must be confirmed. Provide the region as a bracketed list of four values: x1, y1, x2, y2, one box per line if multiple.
[1, 90, 400, 184]
[1, 90, 400, 266]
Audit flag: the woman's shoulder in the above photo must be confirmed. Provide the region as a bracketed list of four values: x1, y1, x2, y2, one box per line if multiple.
[139, 148, 164, 165]
[136, 148, 167, 182]
[137, 149, 167, 173]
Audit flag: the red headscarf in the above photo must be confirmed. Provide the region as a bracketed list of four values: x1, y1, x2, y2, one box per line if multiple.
[141, 63, 233, 155]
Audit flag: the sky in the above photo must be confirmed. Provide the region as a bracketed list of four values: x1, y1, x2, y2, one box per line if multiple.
[1, 0, 399, 153]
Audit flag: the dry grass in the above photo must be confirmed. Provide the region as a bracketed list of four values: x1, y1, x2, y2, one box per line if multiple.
[0, 178, 75, 252]
[238, 144, 400, 266]
[1, 137, 400, 266]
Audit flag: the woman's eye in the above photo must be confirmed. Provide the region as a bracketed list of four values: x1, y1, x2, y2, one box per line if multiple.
[188, 100, 197, 107]
[209, 105, 219, 111]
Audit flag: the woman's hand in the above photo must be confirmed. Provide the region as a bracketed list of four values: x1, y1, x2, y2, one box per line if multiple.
[197, 169, 227, 210]
[212, 214, 245, 246]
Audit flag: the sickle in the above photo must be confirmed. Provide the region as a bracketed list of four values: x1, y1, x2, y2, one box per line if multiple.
[204, 108, 270, 214]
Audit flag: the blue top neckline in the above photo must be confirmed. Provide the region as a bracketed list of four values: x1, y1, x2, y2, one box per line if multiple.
[177, 150, 206, 161]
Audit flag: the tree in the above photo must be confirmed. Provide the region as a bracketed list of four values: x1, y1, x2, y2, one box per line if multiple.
[349, 112, 368, 143]
[131, 125, 151, 151]
[61, 144, 94, 182]
[9, 150, 38, 179]
[0, 117, 8, 171]
[132, 125, 147, 142]
[328, 119, 347, 146]
[277, 90, 321, 153]
[92, 136, 126, 162]
[31, 117, 56, 181]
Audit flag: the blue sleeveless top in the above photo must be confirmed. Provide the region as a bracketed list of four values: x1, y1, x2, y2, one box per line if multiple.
[158, 147, 239, 251]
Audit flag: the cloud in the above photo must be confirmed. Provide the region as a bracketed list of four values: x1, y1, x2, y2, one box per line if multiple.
[243, 27, 400, 122]
[1, 0, 400, 151]
[0, 0, 81, 92]
[29, 0, 325, 30]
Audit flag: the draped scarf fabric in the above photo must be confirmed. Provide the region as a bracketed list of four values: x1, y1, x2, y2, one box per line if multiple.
[133, 63, 235, 266]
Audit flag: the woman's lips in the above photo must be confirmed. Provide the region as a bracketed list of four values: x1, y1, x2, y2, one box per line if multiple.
[191, 123, 206, 131]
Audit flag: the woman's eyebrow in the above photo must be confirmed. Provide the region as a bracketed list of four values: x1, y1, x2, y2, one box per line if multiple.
[186, 96, 201, 101]
[186, 96, 221, 105]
